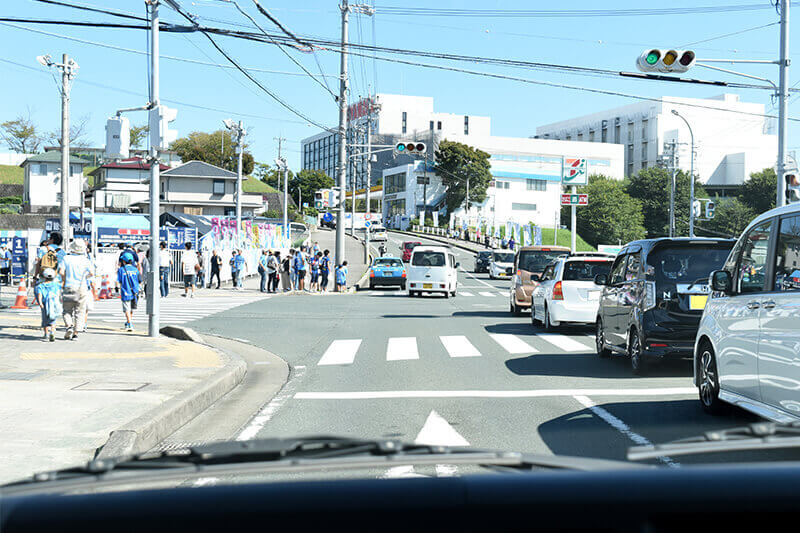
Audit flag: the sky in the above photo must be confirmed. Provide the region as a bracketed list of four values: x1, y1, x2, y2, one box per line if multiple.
[2, 0, 799, 172]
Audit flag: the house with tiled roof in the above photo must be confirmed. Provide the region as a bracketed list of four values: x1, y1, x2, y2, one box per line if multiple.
[20, 151, 88, 213]
[89, 157, 170, 212]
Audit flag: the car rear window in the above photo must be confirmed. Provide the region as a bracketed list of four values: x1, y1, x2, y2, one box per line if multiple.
[411, 251, 446, 267]
[563, 260, 613, 281]
[647, 244, 734, 286]
[493, 252, 515, 263]
[374, 259, 402, 267]
[477, 251, 491, 259]
[518, 250, 569, 272]
[404, 242, 419, 250]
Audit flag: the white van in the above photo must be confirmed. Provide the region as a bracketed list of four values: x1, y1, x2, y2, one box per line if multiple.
[369, 224, 388, 242]
[407, 245, 459, 297]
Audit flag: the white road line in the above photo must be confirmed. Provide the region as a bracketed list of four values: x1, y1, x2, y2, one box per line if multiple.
[489, 333, 538, 354]
[387, 337, 419, 361]
[381, 466, 426, 479]
[460, 291, 474, 297]
[573, 395, 678, 468]
[479, 291, 496, 297]
[458, 266, 495, 288]
[435, 464, 458, 477]
[294, 387, 696, 400]
[440, 335, 481, 358]
[318, 339, 362, 366]
[415, 410, 470, 446]
[237, 365, 307, 441]
[536, 333, 592, 352]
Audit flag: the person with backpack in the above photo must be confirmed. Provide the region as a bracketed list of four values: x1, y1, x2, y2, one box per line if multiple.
[35, 232, 63, 279]
[117, 256, 141, 332]
[35, 267, 61, 342]
[281, 251, 292, 292]
[294, 246, 308, 291]
[258, 249, 270, 293]
[59, 239, 94, 340]
[335, 261, 348, 292]
[319, 249, 331, 292]
[267, 251, 280, 293]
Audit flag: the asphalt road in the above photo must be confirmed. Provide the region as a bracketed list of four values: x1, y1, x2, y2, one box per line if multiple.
[176, 231, 795, 481]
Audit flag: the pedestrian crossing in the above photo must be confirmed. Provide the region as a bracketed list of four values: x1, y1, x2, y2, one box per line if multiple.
[315, 331, 596, 366]
[366, 290, 507, 298]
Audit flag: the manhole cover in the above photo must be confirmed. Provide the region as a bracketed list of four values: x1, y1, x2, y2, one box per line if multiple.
[0, 371, 47, 381]
[72, 382, 150, 392]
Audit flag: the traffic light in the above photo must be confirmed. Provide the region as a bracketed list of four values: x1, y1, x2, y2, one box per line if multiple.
[705, 200, 715, 219]
[105, 116, 130, 159]
[148, 104, 178, 151]
[637, 49, 696, 73]
[394, 142, 426, 156]
[786, 173, 800, 204]
[692, 200, 702, 218]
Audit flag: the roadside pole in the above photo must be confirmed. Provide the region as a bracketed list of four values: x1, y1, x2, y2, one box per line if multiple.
[335, 0, 350, 264]
[570, 185, 577, 253]
[59, 54, 74, 243]
[777, 0, 790, 207]
[364, 113, 371, 263]
[148, 1, 161, 337]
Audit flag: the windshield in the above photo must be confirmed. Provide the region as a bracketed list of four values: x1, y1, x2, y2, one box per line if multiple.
[648, 244, 734, 286]
[370, 226, 386, 233]
[374, 259, 402, 267]
[492, 252, 515, 263]
[477, 251, 492, 259]
[518, 250, 569, 272]
[411, 251, 446, 266]
[563, 260, 613, 281]
[404, 242, 419, 250]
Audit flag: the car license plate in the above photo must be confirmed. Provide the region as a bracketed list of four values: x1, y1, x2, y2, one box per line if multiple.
[690, 295, 709, 310]
[423, 283, 433, 289]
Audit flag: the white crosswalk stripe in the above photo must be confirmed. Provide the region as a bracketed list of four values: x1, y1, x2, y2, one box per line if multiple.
[440, 335, 481, 358]
[489, 333, 538, 354]
[479, 291, 496, 297]
[318, 339, 362, 366]
[459, 291, 474, 297]
[387, 337, 419, 361]
[536, 333, 593, 352]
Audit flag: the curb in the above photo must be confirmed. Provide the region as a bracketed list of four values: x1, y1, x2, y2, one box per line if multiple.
[94, 326, 247, 460]
[390, 229, 484, 255]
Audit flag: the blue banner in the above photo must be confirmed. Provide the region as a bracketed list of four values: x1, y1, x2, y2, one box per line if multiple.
[0, 236, 27, 279]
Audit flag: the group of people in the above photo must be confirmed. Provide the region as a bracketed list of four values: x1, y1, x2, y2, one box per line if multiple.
[257, 242, 348, 293]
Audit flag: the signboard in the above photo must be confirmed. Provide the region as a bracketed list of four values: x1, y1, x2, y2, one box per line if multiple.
[562, 157, 588, 186]
[347, 97, 374, 121]
[365, 213, 372, 221]
[45, 217, 91, 237]
[161, 227, 197, 251]
[323, 212, 334, 223]
[560, 193, 589, 206]
[416, 176, 431, 185]
[0, 236, 27, 279]
[364, 221, 371, 228]
[97, 227, 151, 244]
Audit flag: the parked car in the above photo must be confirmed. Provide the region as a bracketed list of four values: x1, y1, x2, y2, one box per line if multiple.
[509, 245, 571, 315]
[695, 203, 800, 420]
[474, 251, 492, 273]
[489, 250, 515, 280]
[407, 245, 459, 297]
[594, 237, 735, 375]
[401, 241, 422, 263]
[368, 257, 406, 290]
[530, 254, 614, 326]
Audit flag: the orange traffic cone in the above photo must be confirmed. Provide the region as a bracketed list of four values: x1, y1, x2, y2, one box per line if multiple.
[11, 278, 29, 309]
[98, 276, 110, 299]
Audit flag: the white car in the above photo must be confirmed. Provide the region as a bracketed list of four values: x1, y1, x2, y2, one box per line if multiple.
[488, 250, 515, 280]
[369, 225, 388, 242]
[407, 245, 459, 298]
[694, 202, 800, 422]
[531, 254, 613, 330]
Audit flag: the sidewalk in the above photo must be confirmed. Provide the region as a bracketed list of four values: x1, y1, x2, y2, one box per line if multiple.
[310, 227, 370, 288]
[392, 228, 489, 254]
[0, 311, 245, 484]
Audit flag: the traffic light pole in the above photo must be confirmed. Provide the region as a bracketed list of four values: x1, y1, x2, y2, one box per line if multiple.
[671, 110, 695, 237]
[335, 0, 350, 265]
[148, 0, 161, 338]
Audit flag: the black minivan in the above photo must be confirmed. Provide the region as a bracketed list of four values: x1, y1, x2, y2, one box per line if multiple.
[594, 238, 735, 375]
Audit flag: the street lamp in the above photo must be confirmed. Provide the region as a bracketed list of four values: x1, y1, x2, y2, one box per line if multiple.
[671, 109, 695, 237]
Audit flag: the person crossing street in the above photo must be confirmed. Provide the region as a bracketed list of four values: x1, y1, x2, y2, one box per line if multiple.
[258, 250, 270, 293]
[59, 239, 94, 340]
[159, 241, 172, 297]
[209, 249, 222, 289]
[181, 242, 200, 298]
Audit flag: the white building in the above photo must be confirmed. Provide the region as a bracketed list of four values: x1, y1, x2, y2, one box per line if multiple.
[20, 151, 88, 213]
[383, 136, 624, 230]
[535, 94, 776, 195]
[89, 157, 169, 212]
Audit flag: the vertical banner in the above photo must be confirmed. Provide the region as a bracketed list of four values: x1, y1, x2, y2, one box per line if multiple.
[523, 225, 531, 246]
[534, 226, 542, 246]
[494, 225, 500, 238]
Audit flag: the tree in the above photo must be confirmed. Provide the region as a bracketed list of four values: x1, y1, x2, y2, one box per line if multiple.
[1, 113, 41, 153]
[700, 198, 756, 238]
[288, 168, 334, 208]
[434, 140, 492, 215]
[738, 167, 776, 215]
[170, 130, 255, 175]
[626, 167, 707, 237]
[129, 124, 149, 149]
[44, 114, 91, 148]
[254, 162, 292, 189]
[573, 175, 646, 247]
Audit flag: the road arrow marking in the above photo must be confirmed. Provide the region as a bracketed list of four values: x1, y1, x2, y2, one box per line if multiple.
[415, 410, 470, 447]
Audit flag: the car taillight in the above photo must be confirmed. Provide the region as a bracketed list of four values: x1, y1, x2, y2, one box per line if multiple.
[552, 281, 564, 300]
[369, 270, 375, 277]
[402, 269, 406, 277]
[645, 281, 656, 311]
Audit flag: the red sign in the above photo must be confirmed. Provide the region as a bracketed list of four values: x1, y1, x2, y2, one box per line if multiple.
[348, 97, 374, 121]
[561, 194, 588, 206]
[117, 228, 151, 236]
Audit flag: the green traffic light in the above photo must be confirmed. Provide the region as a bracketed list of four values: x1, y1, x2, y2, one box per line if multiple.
[396, 144, 405, 151]
[645, 51, 659, 65]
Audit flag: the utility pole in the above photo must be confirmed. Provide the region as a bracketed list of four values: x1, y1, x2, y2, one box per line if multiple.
[335, 0, 350, 264]
[224, 120, 245, 243]
[364, 110, 372, 263]
[671, 110, 695, 236]
[148, 2, 160, 337]
[777, 0, 790, 208]
[350, 126, 357, 237]
[274, 137, 287, 238]
[666, 140, 678, 238]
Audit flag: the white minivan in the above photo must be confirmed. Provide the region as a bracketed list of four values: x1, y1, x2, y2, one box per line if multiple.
[695, 202, 800, 422]
[407, 245, 459, 297]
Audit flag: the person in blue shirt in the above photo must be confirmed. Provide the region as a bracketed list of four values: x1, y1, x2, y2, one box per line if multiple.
[258, 250, 270, 293]
[319, 249, 331, 292]
[35, 268, 62, 342]
[335, 261, 348, 292]
[294, 246, 308, 291]
[117, 257, 141, 332]
[309, 252, 320, 292]
[233, 249, 247, 290]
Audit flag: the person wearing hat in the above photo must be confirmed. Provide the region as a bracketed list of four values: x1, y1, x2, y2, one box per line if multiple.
[58, 239, 95, 340]
[35, 267, 61, 342]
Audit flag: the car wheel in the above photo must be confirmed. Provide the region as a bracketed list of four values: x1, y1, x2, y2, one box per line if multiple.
[408, 291, 416, 297]
[511, 299, 522, 317]
[369, 282, 374, 289]
[596, 320, 611, 358]
[543, 304, 555, 331]
[698, 344, 728, 414]
[401, 283, 406, 291]
[628, 330, 645, 376]
[443, 290, 449, 299]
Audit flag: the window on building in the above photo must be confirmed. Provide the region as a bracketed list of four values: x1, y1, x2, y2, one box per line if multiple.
[588, 130, 595, 142]
[627, 122, 634, 143]
[577, 133, 583, 141]
[526, 179, 547, 191]
[601, 126, 608, 143]
[641, 141, 648, 161]
[429, 121, 434, 130]
[402, 111, 407, 134]
[642, 119, 648, 140]
[70, 164, 81, 175]
[615, 124, 621, 144]
[628, 161, 634, 176]
[437, 121, 442, 130]
[566, 135, 571, 141]
[464, 115, 469, 135]
[512, 203, 537, 211]
[641, 161, 649, 170]
[212, 180, 225, 195]
[36, 163, 47, 175]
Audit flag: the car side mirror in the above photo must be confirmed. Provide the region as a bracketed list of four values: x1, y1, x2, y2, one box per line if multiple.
[505, 267, 514, 275]
[594, 273, 608, 286]
[455, 262, 460, 268]
[710, 270, 732, 293]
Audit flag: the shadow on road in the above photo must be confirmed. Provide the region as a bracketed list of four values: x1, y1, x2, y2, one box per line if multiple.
[452, 310, 514, 319]
[505, 353, 693, 379]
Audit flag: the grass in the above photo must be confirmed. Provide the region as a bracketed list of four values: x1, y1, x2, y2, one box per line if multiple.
[540, 227, 596, 252]
[0, 165, 24, 184]
[243, 178, 279, 194]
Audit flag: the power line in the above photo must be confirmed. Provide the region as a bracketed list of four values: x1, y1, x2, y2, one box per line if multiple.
[31, 0, 148, 22]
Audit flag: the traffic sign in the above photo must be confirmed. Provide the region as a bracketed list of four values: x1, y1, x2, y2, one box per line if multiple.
[562, 158, 587, 185]
[364, 221, 372, 228]
[365, 213, 372, 221]
[323, 212, 334, 222]
[560, 194, 588, 206]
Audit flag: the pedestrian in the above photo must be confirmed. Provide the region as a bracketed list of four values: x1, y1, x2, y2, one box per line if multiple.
[59, 238, 94, 340]
[267, 251, 280, 293]
[294, 246, 308, 291]
[288, 248, 297, 290]
[508, 236, 515, 251]
[181, 241, 200, 298]
[209, 249, 222, 289]
[335, 261, 348, 292]
[35, 267, 61, 342]
[139, 247, 150, 297]
[0, 243, 11, 286]
[195, 250, 205, 289]
[229, 250, 239, 289]
[34, 232, 63, 279]
[117, 255, 141, 332]
[258, 249, 269, 292]
[159, 241, 172, 297]
[83, 245, 96, 333]
[319, 249, 331, 292]
[234, 249, 247, 290]
[309, 251, 320, 291]
[281, 251, 292, 292]
[484, 234, 490, 248]
[312, 241, 320, 256]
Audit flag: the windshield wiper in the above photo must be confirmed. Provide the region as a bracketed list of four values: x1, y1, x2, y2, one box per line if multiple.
[628, 421, 800, 461]
[3, 436, 642, 493]
[685, 277, 709, 292]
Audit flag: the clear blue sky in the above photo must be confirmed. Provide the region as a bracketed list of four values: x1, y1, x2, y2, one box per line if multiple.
[2, 0, 798, 171]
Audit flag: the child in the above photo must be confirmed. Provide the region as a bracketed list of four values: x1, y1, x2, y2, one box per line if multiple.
[335, 261, 348, 292]
[35, 268, 61, 342]
[309, 252, 320, 292]
[117, 257, 141, 332]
